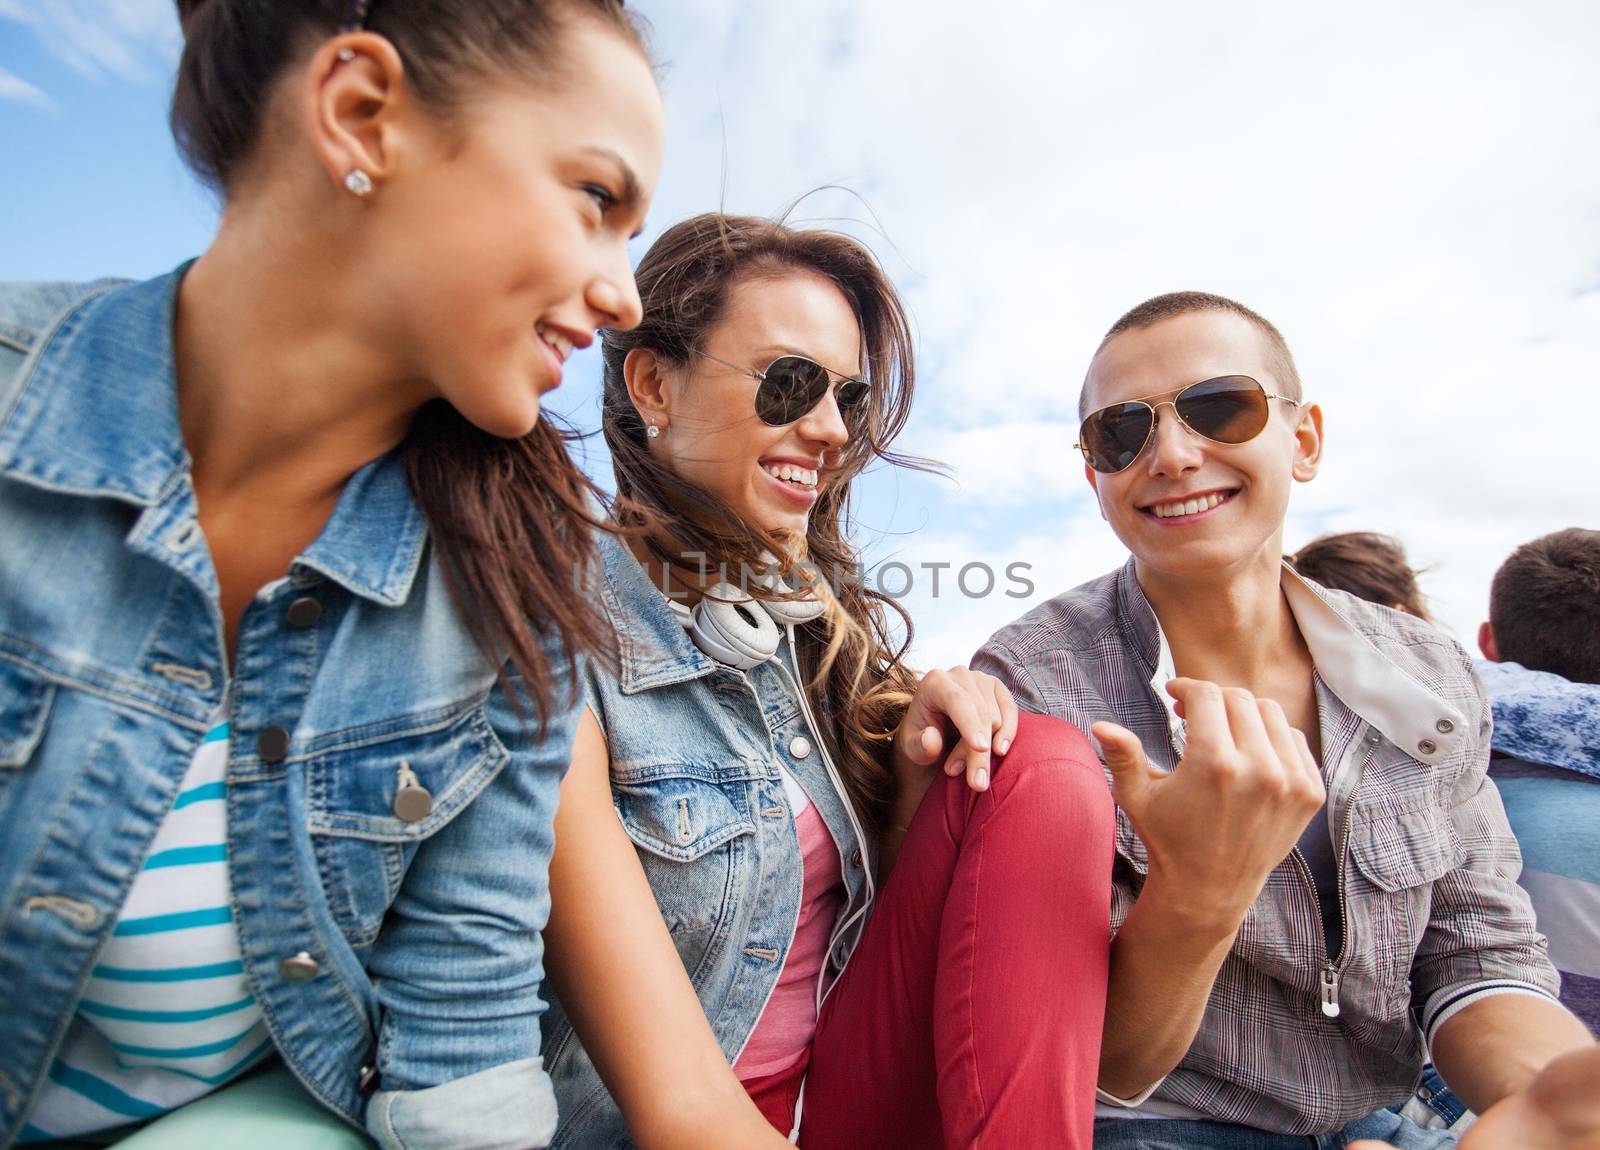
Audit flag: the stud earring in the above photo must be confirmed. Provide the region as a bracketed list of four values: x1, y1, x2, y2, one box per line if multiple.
[647, 416, 661, 439]
[336, 47, 356, 63]
[343, 168, 374, 197]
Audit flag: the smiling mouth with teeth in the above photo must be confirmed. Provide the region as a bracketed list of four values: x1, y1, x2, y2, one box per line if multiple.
[760, 462, 820, 491]
[1146, 490, 1234, 519]
[534, 322, 574, 364]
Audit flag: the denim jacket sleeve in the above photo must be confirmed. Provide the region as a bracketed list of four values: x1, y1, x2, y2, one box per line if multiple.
[1410, 665, 1562, 1045]
[362, 663, 582, 1150]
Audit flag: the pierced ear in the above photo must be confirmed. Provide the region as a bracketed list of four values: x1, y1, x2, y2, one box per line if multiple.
[624, 347, 674, 427]
[1290, 402, 1324, 483]
[305, 32, 409, 198]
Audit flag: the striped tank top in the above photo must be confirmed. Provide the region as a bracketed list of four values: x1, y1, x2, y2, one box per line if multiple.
[19, 714, 274, 1144]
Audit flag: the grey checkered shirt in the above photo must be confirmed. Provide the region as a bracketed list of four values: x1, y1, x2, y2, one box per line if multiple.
[973, 559, 1559, 1136]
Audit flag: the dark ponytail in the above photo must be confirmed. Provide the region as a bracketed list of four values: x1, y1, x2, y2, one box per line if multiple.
[170, 0, 647, 727]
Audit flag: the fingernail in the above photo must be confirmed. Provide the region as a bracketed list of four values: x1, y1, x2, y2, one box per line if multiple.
[948, 759, 964, 777]
[975, 767, 989, 789]
[997, 738, 1011, 755]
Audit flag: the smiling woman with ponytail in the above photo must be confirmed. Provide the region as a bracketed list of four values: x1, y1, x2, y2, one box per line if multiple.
[0, 1, 664, 1147]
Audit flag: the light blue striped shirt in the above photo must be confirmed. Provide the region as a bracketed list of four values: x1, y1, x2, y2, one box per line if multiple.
[21, 715, 273, 1144]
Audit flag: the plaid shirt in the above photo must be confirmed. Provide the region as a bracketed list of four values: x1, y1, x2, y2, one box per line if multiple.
[973, 559, 1559, 1136]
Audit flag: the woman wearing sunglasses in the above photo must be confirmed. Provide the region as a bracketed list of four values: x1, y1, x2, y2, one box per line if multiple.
[0, 1, 662, 1147]
[536, 214, 1116, 1149]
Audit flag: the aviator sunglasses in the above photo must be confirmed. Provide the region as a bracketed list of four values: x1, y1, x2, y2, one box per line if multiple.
[1075, 374, 1301, 474]
[694, 351, 871, 428]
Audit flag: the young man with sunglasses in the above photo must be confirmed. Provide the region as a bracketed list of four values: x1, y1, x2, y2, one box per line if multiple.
[974, 292, 1594, 1148]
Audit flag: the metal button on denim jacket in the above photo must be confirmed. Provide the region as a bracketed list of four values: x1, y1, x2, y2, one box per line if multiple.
[0, 271, 579, 1150]
[540, 533, 872, 1149]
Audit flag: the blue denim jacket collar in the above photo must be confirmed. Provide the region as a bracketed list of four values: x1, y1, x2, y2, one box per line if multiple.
[0, 266, 427, 608]
[596, 534, 721, 693]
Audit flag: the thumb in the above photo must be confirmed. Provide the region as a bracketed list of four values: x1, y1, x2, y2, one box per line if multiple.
[907, 723, 943, 767]
[1092, 721, 1153, 811]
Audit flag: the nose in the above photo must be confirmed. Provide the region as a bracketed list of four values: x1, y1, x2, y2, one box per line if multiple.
[794, 383, 850, 450]
[1141, 400, 1204, 478]
[586, 245, 644, 331]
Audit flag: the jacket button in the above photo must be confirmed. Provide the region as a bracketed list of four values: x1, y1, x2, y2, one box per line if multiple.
[358, 1064, 380, 1093]
[1435, 718, 1454, 734]
[258, 726, 291, 763]
[393, 762, 433, 823]
[285, 597, 323, 628]
[393, 784, 434, 823]
[850, 848, 863, 868]
[789, 735, 812, 759]
[1417, 738, 1438, 756]
[278, 951, 319, 981]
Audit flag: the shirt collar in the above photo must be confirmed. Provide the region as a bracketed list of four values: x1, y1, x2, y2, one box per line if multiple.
[0, 268, 189, 506]
[595, 531, 718, 693]
[1122, 558, 1467, 766]
[0, 264, 428, 607]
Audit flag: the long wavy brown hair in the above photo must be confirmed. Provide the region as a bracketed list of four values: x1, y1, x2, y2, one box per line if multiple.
[602, 213, 939, 836]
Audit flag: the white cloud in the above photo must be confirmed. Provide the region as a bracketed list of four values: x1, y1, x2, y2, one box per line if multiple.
[1, 0, 180, 82]
[620, 0, 1600, 664]
[0, 64, 54, 110]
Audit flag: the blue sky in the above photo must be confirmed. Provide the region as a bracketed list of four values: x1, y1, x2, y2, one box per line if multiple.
[3, 1, 1597, 666]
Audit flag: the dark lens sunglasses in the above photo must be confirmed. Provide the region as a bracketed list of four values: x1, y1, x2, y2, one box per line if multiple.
[694, 351, 870, 428]
[1075, 374, 1301, 475]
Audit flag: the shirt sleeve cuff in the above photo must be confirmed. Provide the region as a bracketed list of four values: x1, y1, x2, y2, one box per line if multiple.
[1096, 1076, 1166, 1108]
[1419, 979, 1561, 1049]
[365, 1056, 557, 1150]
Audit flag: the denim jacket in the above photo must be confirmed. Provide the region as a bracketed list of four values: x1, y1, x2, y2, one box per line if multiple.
[540, 533, 872, 1148]
[0, 271, 578, 1150]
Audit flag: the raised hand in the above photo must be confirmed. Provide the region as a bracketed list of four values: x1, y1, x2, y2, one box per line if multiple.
[1093, 677, 1324, 926]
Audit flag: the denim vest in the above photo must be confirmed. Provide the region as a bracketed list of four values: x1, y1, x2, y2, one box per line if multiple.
[0, 271, 578, 1150]
[541, 534, 873, 1148]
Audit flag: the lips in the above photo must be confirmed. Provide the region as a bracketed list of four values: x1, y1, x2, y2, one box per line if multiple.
[759, 461, 819, 490]
[1139, 488, 1238, 520]
[534, 322, 575, 363]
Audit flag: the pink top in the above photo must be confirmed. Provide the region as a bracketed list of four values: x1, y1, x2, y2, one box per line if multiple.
[734, 794, 845, 1080]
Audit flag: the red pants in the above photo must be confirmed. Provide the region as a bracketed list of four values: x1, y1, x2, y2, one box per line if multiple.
[792, 711, 1114, 1149]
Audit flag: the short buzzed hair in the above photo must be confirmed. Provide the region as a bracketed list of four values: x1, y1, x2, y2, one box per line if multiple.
[1081, 291, 1302, 419]
[1489, 528, 1600, 685]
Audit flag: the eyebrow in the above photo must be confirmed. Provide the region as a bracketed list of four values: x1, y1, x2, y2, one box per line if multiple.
[580, 146, 647, 237]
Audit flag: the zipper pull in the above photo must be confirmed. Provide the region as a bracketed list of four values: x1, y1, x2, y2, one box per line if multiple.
[1320, 966, 1342, 1018]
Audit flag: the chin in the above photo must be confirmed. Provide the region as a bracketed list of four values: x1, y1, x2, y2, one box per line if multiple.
[464, 398, 543, 440]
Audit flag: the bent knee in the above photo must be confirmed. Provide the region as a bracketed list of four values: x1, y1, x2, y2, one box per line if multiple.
[991, 713, 1111, 817]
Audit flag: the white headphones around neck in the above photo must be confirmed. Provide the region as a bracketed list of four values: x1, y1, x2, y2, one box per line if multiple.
[665, 557, 878, 1000]
[680, 570, 825, 670]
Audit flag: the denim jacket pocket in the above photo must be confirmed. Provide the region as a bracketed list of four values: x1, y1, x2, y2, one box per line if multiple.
[614, 774, 758, 863]
[613, 774, 757, 965]
[0, 657, 56, 772]
[1348, 803, 1465, 1013]
[305, 704, 510, 950]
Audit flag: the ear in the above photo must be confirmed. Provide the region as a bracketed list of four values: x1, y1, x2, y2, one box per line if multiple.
[1478, 621, 1499, 662]
[624, 347, 675, 428]
[1290, 402, 1324, 483]
[1082, 462, 1109, 518]
[304, 32, 410, 198]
